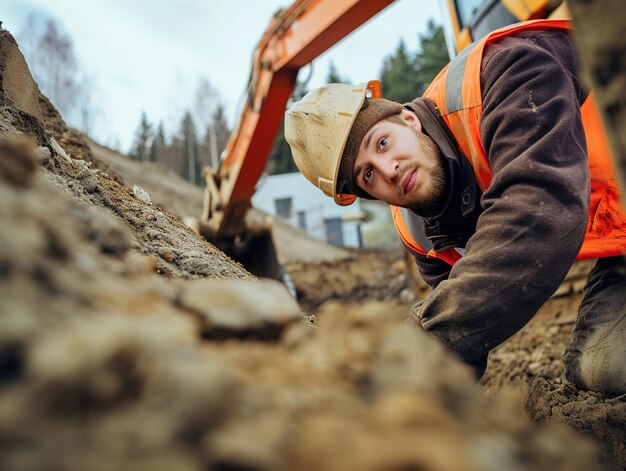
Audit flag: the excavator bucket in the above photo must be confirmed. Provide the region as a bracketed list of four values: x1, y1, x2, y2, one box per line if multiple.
[226, 217, 283, 281]
[238, 213, 296, 297]
[198, 167, 295, 292]
[195, 205, 295, 295]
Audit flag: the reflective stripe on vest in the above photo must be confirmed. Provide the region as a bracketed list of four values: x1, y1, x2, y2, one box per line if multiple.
[393, 19, 626, 267]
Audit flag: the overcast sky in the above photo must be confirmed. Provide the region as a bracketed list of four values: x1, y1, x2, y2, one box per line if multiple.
[4, 0, 442, 152]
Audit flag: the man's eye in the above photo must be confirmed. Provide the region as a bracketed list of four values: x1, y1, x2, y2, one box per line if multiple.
[364, 168, 373, 183]
[378, 137, 388, 151]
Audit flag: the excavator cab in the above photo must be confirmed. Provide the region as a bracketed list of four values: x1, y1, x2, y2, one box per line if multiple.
[442, 0, 569, 55]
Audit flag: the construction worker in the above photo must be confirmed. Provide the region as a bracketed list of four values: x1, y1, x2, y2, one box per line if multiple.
[285, 20, 626, 395]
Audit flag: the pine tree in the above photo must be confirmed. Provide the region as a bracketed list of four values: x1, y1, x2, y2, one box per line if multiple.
[212, 105, 230, 157]
[267, 122, 298, 175]
[267, 82, 308, 175]
[413, 20, 449, 96]
[380, 39, 416, 104]
[166, 135, 184, 176]
[379, 23, 449, 102]
[130, 112, 153, 162]
[326, 60, 349, 84]
[149, 122, 166, 164]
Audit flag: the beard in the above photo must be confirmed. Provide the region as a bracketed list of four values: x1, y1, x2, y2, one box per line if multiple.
[407, 131, 449, 217]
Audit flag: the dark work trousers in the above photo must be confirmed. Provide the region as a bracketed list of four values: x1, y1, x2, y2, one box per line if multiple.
[563, 256, 626, 396]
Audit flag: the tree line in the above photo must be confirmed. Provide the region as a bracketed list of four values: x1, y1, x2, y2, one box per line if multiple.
[18, 13, 448, 184]
[18, 15, 232, 187]
[128, 103, 229, 186]
[129, 20, 448, 182]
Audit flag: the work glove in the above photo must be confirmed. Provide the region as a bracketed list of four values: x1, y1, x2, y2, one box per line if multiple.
[406, 298, 488, 381]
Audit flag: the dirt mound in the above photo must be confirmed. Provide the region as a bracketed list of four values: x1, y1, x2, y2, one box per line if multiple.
[0, 27, 622, 470]
[478, 291, 626, 469]
[527, 377, 626, 469]
[89, 139, 353, 265]
[88, 139, 205, 222]
[288, 248, 417, 312]
[290, 250, 626, 468]
[0, 134, 601, 470]
[38, 95, 124, 184]
[0, 112, 300, 469]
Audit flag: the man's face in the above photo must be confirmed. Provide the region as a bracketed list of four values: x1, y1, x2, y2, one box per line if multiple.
[353, 109, 447, 215]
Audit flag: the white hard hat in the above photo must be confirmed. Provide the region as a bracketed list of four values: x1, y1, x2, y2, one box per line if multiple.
[285, 80, 381, 206]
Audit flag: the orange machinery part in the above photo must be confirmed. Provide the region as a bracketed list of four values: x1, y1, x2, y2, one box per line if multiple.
[212, 0, 395, 239]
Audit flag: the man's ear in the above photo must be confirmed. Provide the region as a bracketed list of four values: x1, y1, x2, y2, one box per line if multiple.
[400, 108, 422, 132]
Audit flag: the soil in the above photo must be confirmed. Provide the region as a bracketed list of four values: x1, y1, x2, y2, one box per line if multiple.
[1, 27, 625, 470]
[87, 139, 353, 266]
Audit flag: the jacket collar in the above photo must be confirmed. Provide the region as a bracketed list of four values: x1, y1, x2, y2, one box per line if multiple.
[404, 97, 479, 219]
[403, 98, 481, 250]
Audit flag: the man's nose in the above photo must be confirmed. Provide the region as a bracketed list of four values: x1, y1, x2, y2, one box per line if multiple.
[378, 157, 399, 182]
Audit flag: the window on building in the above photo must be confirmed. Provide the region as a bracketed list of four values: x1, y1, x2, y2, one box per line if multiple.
[297, 211, 307, 230]
[324, 217, 344, 246]
[275, 197, 292, 220]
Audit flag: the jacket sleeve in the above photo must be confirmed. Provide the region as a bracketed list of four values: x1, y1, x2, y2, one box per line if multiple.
[415, 34, 590, 365]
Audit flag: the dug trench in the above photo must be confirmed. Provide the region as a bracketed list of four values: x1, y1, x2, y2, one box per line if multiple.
[0, 28, 625, 470]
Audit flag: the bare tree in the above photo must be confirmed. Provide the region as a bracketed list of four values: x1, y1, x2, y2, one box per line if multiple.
[20, 18, 80, 117]
[204, 104, 230, 168]
[18, 15, 95, 133]
[192, 79, 217, 172]
[192, 78, 219, 131]
[77, 73, 99, 138]
[16, 15, 39, 66]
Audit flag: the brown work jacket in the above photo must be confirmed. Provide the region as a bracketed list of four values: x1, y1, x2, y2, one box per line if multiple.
[398, 20, 626, 367]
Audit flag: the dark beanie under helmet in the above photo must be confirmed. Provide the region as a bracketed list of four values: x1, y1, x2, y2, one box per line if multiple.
[336, 98, 403, 199]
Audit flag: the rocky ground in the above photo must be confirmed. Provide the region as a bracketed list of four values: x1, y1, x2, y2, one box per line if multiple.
[1, 28, 625, 470]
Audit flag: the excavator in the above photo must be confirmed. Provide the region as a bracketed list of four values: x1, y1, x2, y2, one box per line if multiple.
[197, 0, 569, 280]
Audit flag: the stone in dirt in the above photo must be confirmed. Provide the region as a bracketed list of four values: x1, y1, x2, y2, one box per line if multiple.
[178, 278, 302, 340]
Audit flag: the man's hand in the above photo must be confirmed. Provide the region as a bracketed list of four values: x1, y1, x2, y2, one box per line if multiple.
[407, 297, 488, 381]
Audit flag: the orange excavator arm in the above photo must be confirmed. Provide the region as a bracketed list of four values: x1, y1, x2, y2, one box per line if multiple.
[201, 0, 568, 243]
[198, 0, 566, 281]
[201, 0, 395, 242]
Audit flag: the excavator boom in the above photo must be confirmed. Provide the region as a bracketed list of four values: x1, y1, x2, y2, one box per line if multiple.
[198, 0, 566, 280]
[201, 0, 394, 242]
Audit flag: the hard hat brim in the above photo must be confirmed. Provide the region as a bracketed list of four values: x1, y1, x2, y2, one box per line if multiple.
[332, 80, 381, 206]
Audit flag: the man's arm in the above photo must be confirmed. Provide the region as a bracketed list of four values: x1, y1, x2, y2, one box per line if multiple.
[414, 32, 590, 367]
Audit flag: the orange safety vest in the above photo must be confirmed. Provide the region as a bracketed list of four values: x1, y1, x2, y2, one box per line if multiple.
[392, 19, 626, 266]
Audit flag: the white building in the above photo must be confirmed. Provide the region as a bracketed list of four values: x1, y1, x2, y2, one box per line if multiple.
[252, 172, 364, 248]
